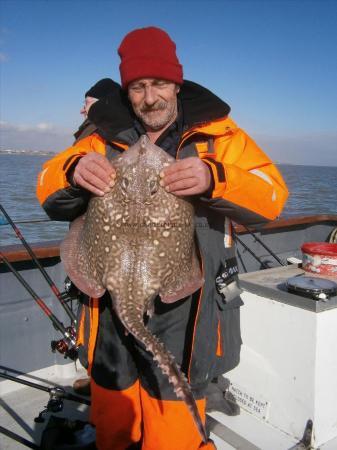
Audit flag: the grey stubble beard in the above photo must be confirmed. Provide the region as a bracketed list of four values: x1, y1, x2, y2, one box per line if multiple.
[135, 100, 178, 131]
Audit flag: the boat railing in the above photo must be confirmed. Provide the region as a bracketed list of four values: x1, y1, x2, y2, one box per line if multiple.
[1, 214, 337, 264]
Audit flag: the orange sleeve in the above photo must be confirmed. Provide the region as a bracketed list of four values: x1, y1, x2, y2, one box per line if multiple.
[200, 119, 288, 222]
[36, 134, 106, 206]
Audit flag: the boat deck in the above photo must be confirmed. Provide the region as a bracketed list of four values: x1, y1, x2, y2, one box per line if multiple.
[0, 363, 304, 450]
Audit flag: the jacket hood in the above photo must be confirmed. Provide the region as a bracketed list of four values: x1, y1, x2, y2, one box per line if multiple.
[179, 80, 230, 128]
[87, 85, 134, 141]
[88, 80, 231, 142]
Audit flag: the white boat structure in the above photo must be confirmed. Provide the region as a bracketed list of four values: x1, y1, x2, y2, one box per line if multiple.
[1, 214, 337, 449]
[209, 264, 337, 449]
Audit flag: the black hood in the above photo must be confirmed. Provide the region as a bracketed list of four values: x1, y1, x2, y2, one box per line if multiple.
[88, 80, 231, 143]
[179, 80, 230, 128]
[87, 85, 134, 141]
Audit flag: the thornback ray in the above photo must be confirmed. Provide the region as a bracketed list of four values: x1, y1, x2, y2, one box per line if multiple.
[60, 135, 207, 443]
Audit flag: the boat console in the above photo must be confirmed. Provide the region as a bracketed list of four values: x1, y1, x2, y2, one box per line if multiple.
[210, 264, 337, 449]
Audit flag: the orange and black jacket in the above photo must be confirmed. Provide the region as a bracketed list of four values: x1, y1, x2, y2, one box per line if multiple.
[37, 80, 288, 381]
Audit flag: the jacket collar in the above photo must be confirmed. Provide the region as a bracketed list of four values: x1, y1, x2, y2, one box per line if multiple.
[88, 80, 231, 144]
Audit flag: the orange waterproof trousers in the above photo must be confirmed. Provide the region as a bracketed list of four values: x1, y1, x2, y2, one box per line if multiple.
[87, 292, 217, 449]
[90, 379, 216, 450]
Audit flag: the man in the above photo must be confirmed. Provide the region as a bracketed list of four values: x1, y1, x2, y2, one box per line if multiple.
[37, 27, 288, 450]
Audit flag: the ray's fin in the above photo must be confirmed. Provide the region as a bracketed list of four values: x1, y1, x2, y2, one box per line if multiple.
[60, 215, 105, 298]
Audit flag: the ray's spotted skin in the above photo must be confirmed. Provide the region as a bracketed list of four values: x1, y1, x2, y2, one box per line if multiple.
[61, 135, 207, 442]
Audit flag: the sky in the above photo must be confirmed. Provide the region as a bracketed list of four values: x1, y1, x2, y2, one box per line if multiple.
[0, 0, 336, 166]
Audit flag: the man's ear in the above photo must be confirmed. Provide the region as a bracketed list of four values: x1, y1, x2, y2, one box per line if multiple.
[175, 84, 181, 94]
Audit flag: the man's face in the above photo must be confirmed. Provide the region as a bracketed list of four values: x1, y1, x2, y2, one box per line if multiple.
[80, 96, 98, 118]
[128, 79, 180, 132]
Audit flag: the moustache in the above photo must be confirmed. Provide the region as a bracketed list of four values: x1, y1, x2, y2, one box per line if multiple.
[140, 102, 167, 113]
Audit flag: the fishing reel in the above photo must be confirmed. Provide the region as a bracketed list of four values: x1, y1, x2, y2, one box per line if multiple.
[50, 277, 81, 359]
[34, 387, 65, 423]
[51, 326, 78, 360]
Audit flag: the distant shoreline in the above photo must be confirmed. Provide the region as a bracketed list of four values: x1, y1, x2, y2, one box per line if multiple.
[0, 151, 336, 168]
[0, 150, 55, 156]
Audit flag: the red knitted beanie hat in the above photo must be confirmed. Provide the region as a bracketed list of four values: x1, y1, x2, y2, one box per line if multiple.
[118, 27, 183, 89]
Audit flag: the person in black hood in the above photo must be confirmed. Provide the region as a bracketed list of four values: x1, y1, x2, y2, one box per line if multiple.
[73, 78, 126, 143]
[72, 78, 131, 396]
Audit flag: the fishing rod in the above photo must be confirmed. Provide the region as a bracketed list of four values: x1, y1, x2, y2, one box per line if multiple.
[0, 203, 76, 323]
[0, 370, 90, 427]
[0, 371, 91, 448]
[241, 224, 286, 266]
[0, 252, 78, 360]
[0, 371, 90, 406]
[0, 425, 40, 450]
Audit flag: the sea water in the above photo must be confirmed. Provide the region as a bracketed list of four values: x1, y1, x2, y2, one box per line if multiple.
[0, 154, 336, 246]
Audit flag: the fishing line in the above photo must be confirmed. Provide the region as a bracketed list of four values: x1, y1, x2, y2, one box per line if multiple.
[241, 224, 286, 266]
[233, 235, 270, 270]
[0, 217, 51, 225]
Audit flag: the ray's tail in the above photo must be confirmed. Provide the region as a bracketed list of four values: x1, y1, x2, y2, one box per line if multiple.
[114, 299, 208, 444]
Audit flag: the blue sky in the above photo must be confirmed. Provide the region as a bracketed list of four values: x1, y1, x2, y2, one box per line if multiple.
[1, 0, 336, 165]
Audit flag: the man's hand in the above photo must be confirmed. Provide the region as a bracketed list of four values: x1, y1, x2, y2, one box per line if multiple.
[160, 157, 212, 196]
[73, 153, 116, 196]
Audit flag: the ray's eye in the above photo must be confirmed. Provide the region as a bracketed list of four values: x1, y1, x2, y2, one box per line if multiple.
[149, 179, 158, 195]
[121, 177, 129, 191]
